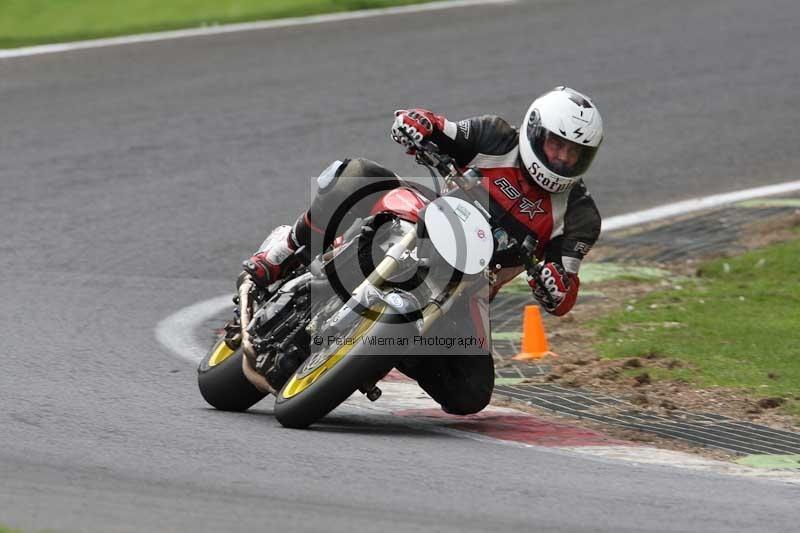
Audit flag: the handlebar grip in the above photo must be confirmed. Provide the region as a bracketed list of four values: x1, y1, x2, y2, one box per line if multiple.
[520, 235, 538, 265]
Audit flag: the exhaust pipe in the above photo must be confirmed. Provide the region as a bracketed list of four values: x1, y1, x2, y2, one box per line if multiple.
[238, 275, 277, 395]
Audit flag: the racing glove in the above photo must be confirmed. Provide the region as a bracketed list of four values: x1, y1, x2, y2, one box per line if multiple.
[390, 109, 445, 154]
[528, 262, 580, 316]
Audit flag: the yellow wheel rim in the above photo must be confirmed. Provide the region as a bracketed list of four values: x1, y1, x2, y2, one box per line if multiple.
[207, 338, 236, 367]
[281, 305, 385, 399]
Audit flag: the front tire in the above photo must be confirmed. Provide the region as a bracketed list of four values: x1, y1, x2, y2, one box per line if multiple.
[274, 307, 412, 429]
[198, 336, 267, 411]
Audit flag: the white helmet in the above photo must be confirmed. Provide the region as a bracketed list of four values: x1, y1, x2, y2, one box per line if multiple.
[519, 86, 603, 193]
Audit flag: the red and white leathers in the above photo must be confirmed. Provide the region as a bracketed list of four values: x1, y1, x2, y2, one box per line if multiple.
[393, 109, 601, 316]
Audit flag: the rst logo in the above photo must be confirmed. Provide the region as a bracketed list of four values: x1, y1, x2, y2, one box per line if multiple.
[527, 162, 571, 193]
[518, 197, 546, 220]
[493, 177, 520, 199]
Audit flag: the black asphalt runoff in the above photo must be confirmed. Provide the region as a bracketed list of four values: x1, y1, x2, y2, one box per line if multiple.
[2, 0, 800, 531]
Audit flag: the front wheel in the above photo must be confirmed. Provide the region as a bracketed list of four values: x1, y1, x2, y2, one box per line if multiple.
[198, 336, 267, 411]
[274, 305, 412, 429]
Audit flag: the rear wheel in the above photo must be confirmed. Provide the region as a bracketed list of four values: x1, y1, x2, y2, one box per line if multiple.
[198, 336, 267, 411]
[274, 304, 411, 429]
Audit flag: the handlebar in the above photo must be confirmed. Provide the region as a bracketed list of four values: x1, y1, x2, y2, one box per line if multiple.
[413, 140, 482, 192]
[395, 128, 474, 187]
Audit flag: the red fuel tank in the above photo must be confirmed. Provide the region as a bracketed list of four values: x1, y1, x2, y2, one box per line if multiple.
[370, 187, 428, 222]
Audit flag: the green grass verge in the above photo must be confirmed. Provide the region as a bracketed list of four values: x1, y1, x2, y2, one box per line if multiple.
[0, 525, 23, 533]
[592, 229, 800, 416]
[0, 0, 438, 48]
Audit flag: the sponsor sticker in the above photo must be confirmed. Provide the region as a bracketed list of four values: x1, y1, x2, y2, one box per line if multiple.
[455, 204, 472, 222]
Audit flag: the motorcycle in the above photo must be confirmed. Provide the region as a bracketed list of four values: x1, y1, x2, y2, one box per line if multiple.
[198, 139, 547, 428]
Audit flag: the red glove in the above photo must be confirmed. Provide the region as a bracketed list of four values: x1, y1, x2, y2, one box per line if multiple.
[390, 109, 444, 154]
[528, 262, 579, 316]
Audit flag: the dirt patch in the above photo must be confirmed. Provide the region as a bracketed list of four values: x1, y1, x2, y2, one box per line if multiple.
[738, 210, 800, 251]
[529, 348, 799, 433]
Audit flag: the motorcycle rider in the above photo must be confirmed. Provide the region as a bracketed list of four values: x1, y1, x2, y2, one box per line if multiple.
[243, 86, 603, 414]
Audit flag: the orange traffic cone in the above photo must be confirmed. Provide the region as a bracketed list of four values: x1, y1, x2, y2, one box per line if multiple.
[512, 305, 554, 360]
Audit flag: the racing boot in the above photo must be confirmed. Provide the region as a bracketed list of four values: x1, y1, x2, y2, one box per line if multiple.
[242, 224, 300, 287]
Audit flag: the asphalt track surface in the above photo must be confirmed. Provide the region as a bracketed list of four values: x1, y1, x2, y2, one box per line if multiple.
[1, 0, 799, 531]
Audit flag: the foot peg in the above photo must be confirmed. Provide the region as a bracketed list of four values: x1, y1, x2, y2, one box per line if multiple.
[361, 385, 382, 402]
[223, 319, 242, 350]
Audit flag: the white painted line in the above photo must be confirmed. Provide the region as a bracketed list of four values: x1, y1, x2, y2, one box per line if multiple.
[0, 0, 514, 60]
[155, 294, 232, 364]
[567, 446, 800, 484]
[603, 180, 800, 233]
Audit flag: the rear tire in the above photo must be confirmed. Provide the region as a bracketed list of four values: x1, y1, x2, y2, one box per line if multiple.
[198, 337, 267, 411]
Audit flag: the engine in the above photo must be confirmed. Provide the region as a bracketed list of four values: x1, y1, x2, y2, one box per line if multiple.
[247, 279, 312, 390]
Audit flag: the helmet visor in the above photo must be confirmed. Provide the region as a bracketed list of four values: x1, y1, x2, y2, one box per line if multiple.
[528, 123, 598, 178]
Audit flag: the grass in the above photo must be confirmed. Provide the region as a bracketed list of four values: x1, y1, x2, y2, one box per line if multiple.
[0, 526, 23, 533]
[593, 229, 800, 415]
[0, 0, 437, 48]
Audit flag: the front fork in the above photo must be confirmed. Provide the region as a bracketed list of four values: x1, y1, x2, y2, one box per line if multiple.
[328, 227, 474, 336]
[342, 229, 472, 400]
